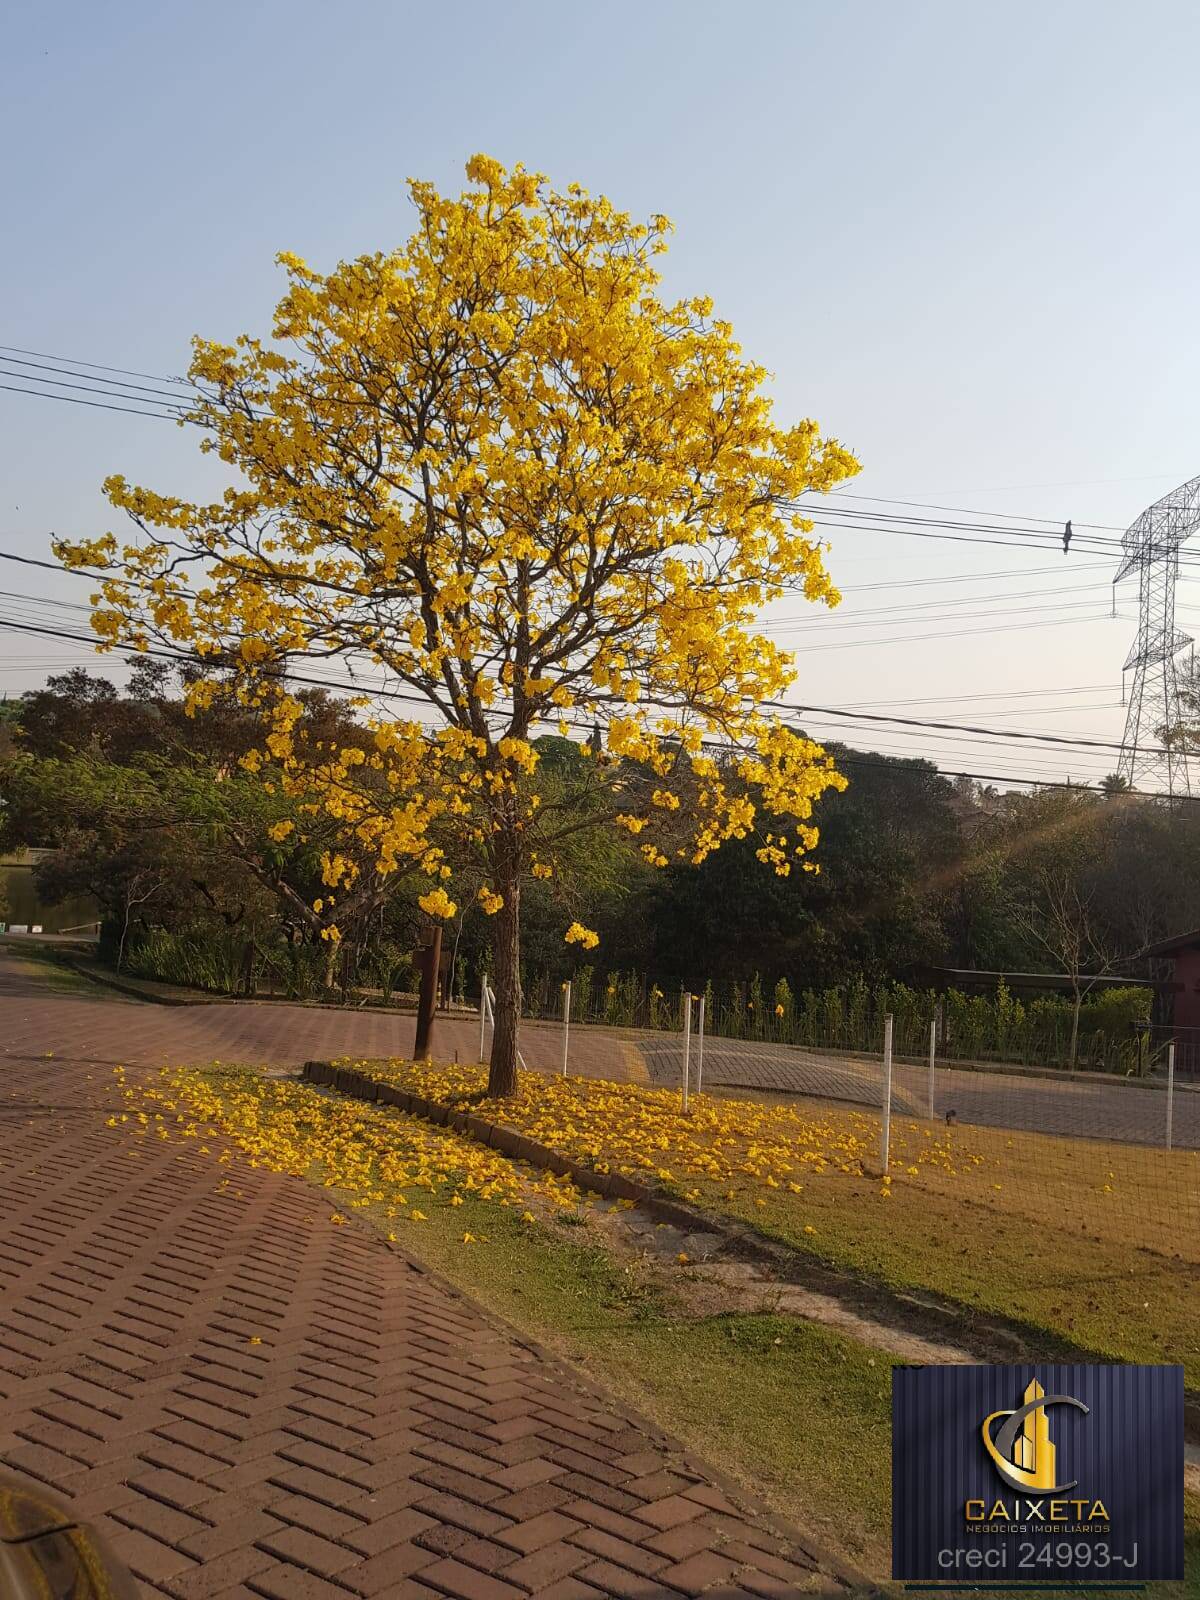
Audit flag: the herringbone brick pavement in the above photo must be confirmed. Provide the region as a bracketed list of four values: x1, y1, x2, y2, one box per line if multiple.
[0, 955, 852, 1598]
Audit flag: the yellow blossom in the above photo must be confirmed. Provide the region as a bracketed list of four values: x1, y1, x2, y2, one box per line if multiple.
[418, 887, 456, 920]
[58, 153, 856, 1100]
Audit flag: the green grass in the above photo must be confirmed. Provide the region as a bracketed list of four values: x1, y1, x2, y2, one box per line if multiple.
[351, 1185, 893, 1575]
[172, 1066, 1197, 1594]
[346, 1057, 1200, 1392]
[339, 1183, 1199, 1595]
[1, 943, 106, 995]
[701, 1167, 1200, 1390]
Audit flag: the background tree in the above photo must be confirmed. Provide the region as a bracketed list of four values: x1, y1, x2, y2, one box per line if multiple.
[59, 154, 858, 1093]
[642, 751, 961, 987]
[1, 672, 419, 989]
[986, 789, 1126, 1065]
[6, 664, 1200, 1057]
[1162, 655, 1200, 757]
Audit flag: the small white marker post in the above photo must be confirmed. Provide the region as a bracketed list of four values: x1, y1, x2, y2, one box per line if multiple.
[1166, 1041, 1176, 1151]
[478, 971, 489, 1063]
[681, 991, 692, 1114]
[481, 983, 528, 1073]
[880, 1012, 894, 1176]
[695, 994, 706, 1097]
[561, 980, 572, 1077]
[928, 1016, 937, 1119]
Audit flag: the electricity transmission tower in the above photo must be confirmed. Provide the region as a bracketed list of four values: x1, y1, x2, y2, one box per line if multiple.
[1114, 473, 1200, 795]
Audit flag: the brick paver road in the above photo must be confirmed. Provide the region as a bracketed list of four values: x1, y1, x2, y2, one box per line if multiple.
[0, 952, 852, 1598]
[5, 947, 1192, 1149]
[0, 952, 639, 1083]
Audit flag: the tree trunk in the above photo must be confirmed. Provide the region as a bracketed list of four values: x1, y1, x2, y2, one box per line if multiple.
[487, 876, 522, 1098]
[117, 896, 132, 973]
[1068, 984, 1082, 1069]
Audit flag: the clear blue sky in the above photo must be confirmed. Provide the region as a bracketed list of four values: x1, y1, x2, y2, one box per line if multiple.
[3, 0, 1199, 786]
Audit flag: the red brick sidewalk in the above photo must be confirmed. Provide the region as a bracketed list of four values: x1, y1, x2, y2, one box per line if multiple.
[0, 958, 854, 1599]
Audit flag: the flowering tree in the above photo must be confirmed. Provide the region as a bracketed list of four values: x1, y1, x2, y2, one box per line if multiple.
[59, 155, 857, 1094]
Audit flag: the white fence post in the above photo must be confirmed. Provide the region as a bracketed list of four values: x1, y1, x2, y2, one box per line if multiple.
[478, 971, 489, 1062]
[695, 994, 706, 1096]
[1166, 1041, 1175, 1151]
[880, 1012, 894, 1176]
[928, 1016, 937, 1119]
[681, 991, 692, 1114]
[561, 980, 572, 1077]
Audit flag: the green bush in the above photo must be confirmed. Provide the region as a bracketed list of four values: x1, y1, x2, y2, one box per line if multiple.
[535, 965, 1148, 1073]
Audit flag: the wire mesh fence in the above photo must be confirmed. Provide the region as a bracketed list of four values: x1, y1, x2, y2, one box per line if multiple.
[494, 980, 1199, 1279]
[520, 969, 1155, 1075]
[446, 982, 1200, 1376]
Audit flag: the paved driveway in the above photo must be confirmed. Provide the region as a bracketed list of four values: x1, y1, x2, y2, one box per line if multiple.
[7, 947, 1195, 1152]
[639, 1036, 1198, 1150]
[0, 952, 848, 1598]
[0, 954, 642, 1082]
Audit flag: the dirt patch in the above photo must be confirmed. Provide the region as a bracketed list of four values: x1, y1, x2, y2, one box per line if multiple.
[550, 1190, 975, 1367]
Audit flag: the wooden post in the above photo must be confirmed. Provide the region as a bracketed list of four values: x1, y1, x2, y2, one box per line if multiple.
[413, 926, 442, 1060]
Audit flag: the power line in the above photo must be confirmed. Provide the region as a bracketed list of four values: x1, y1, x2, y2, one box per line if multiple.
[2, 616, 1188, 799]
[791, 513, 1125, 562]
[6, 368, 1200, 580]
[0, 591, 1132, 736]
[0, 381, 192, 424]
[768, 697, 1154, 755]
[0, 342, 1144, 538]
[797, 501, 1125, 545]
[785, 614, 1130, 652]
[840, 682, 1113, 707]
[847, 561, 1113, 591]
[0, 550, 72, 574]
[0, 369, 193, 413]
[1, 339, 1195, 570]
[0, 588, 90, 612]
[0, 343, 193, 388]
[831, 752, 1160, 797]
[818, 490, 1124, 532]
[0, 613, 1174, 757]
[0, 354, 200, 409]
[0, 342, 1178, 555]
[759, 595, 1117, 634]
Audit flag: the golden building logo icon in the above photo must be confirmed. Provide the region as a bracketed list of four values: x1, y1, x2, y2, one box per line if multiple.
[982, 1378, 1089, 1494]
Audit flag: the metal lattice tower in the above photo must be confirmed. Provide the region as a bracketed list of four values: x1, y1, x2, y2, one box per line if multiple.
[1113, 473, 1200, 795]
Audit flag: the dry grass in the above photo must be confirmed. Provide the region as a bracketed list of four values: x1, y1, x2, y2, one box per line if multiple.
[346, 1057, 1200, 1385]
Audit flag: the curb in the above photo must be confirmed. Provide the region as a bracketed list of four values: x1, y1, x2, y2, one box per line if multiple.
[303, 1060, 698, 1224]
[303, 1058, 1200, 1448]
[302, 1064, 876, 1595]
[61, 960, 437, 1019]
[64, 960, 200, 1006]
